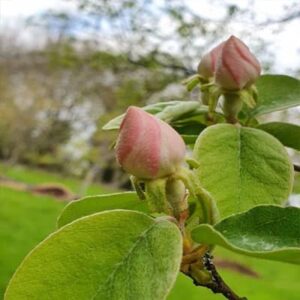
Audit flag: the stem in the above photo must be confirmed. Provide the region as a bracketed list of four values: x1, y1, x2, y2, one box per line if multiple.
[165, 178, 188, 222]
[191, 253, 247, 300]
[206, 86, 221, 122]
[175, 169, 219, 225]
[223, 92, 243, 124]
[144, 178, 173, 215]
[130, 176, 146, 200]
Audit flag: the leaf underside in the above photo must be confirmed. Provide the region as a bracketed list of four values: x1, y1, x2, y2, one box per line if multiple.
[191, 205, 300, 264]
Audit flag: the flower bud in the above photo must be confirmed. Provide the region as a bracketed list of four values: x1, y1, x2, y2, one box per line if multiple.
[115, 106, 186, 179]
[215, 36, 261, 90]
[197, 42, 224, 79]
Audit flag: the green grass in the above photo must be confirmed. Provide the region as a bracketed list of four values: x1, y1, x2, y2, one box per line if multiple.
[0, 187, 65, 297]
[0, 163, 300, 299]
[0, 163, 112, 196]
[0, 162, 113, 298]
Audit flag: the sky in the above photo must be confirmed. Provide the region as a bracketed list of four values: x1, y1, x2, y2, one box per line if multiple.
[0, 0, 75, 19]
[1, 0, 300, 73]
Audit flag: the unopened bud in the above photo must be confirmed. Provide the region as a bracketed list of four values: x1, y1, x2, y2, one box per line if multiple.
[115, 106, 186, 179]
[197, 42, 224, 79]
[215, 36, 261, 90]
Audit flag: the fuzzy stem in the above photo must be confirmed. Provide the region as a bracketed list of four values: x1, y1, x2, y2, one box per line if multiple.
[144, 178, 173, 215]
[166, 178, 188, 221]
[222, 92, 243, 124]
[175, 168, 219, 225]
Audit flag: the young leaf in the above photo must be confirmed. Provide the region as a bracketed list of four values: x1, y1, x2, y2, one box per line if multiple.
[5, 210, 182, 300]
[57, 192, 148, 228]
[193, 124, 293, 219]
[247, 75, 300, 117]
[155, 101, 200, 123]
[102, 101, 200, 130]
[191, 205, 300, 264]
[173, 122, 207, 145]
[170, 108, 225, 144]
[258, 122, 300, 151]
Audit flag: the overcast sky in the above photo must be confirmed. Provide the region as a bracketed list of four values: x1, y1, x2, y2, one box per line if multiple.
[1, 0, 300, 73]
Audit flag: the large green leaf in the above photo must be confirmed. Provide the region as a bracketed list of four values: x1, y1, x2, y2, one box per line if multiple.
[258, 122, 300, 151]
[248, 75, 300, 117]
[191, 205, 300, 264]
[193, 124, 293, 218]
[57, 192, 148, 228]
[5, 210, 182, 300]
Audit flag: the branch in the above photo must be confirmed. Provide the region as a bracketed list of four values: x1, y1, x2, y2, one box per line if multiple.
[188, 253, 247, 300]
[201, 253, 247, 300]
[294, 164, 300, 172]
[127, 55, 194, 75]
[259, 11, 300, 25]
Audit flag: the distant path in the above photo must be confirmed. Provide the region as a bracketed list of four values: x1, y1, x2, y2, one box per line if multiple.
[0, 176, 77, 201]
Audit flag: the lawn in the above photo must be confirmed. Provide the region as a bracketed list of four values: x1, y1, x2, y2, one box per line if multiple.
[0, 163, 300, 299]
[0, 163, 112, 196]
[0, 187, 64, 297]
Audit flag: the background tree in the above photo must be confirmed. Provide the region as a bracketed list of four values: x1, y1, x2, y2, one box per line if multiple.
[1, 0, 299, 186]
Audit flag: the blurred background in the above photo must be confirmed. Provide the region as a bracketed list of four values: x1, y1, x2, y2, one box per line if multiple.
[0, 0, 300, 299]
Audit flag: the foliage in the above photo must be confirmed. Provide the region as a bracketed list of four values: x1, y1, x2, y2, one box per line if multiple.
[258, 122, 300, 151]
[57, 192, 148, 227]
[5, 210, 182, 300]
[3, 7, 300, 298]
[2, 167, 300, 299]
[192, 206, 300, 264]
[193, 124, 293, 218]
[247, 75, 300, 116]
[5, 53, 300, 300]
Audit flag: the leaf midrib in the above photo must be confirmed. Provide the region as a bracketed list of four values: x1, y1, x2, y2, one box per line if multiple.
[91, 222, 158, 300]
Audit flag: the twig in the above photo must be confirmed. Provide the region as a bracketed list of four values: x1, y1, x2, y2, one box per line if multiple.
[190, 253, 247, 300]
[259, 11, 300, 26]
[294, 164, 300, 172]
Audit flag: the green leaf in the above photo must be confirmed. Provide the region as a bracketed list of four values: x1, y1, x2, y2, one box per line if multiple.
[248, 75, 300, 117]
[5, 210, 182, 300]
[155, 101, 200, 123]
[258, 122, 300, 151]
[191, 205, 300, 264]
[102, 101, 225, 147]
[193, 124, 293, 218]
[181, 135, 199, 145]
[57, 192, 148, 228]
[171, 109, 225, 144]
[103, 101, 201, 130]
[173, 121, 206, 145]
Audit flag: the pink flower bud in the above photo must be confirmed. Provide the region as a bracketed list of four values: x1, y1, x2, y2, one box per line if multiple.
[215, 36, 261, 90]
[198, 42, 224, 79]
[115, 106, 186, 179]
